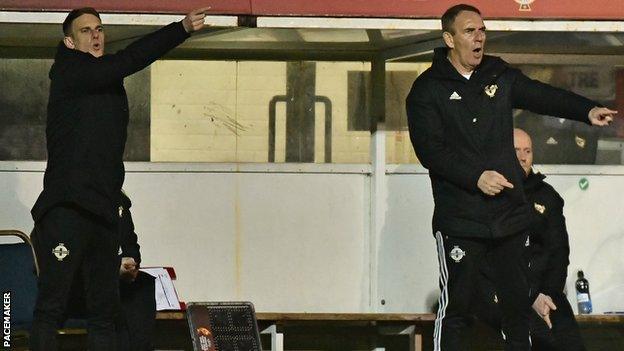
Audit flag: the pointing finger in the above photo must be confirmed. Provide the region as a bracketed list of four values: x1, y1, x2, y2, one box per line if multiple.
[191, 7, 211, 16]
[546, 299, 557, 311]
[544, 314, 552, 329]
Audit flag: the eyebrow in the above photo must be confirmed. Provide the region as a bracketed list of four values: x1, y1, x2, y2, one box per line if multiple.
[465, 25, 486, 31]
[79, 24, 103, 31]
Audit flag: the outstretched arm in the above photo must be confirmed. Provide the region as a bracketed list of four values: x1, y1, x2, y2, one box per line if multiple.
[512, 69, 617, 126]
[58, 7, 212, 91]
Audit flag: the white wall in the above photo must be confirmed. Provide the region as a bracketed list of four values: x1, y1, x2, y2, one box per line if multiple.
[379, 165, 624, 314]
[539, 168, 624, 314]
[1, 162, 622, 314]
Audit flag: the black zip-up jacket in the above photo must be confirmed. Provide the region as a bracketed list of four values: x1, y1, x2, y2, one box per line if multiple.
[32, 21, 189, 224]
[406, 47, 596, 238]
[524, 171, 570, 301]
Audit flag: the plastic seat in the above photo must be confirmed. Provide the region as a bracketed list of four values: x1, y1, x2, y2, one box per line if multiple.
[0, 229, 39, 347]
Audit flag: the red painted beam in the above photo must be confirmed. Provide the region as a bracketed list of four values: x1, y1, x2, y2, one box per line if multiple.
[250, 0, 624, 20]
[1, 0, 624, 19]
[0, 0, 251, 14]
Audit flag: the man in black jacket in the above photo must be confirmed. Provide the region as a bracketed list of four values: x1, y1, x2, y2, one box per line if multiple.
[405, 4, 616, 351]
[475, 129, 586, 351]
[30, 7, 208, 351]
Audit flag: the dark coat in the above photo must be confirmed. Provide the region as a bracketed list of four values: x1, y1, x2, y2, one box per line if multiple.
[406, 47, 596, 238]
[32, 22, 189, 224]
[524, 171, 570, 299]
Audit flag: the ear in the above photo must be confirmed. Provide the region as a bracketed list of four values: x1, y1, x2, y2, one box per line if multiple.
[442, 31, 454, 49]
[63, 36, 75, 49]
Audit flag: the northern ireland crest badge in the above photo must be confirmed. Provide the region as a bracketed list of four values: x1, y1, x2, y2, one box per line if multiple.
[484, 84, 498, 98]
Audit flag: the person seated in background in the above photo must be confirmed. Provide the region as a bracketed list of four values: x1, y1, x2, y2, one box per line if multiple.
[51, 191, 156, 351]
[116, 191, 157, 351]
[475, 128, 586, 351]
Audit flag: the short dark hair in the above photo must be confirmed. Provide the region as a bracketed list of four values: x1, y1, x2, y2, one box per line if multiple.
[441, 4, 481, 34]
[62, 7, 101, 36]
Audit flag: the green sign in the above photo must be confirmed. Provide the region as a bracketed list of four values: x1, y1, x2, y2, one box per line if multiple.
[579, 178, 589, 191]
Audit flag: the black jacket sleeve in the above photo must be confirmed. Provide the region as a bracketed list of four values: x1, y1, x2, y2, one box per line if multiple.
[406, 79, 485, 192]
[120, 198, 141, 264]
[511, 69, 596, 124]
[539, 194, 570, 296]
[55, 21, 189, 91]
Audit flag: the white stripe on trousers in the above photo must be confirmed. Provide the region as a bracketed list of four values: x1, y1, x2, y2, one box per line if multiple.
[434, 231, 449, 351]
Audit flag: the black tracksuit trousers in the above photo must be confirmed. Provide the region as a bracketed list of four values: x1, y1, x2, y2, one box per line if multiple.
[30, 204, 120, 351]
[434, 231, 531, 351]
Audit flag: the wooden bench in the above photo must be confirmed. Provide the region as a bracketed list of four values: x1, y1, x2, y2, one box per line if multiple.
[156, 311, 624, 351]
[159, 311, 436, 351]
[159, 311, 436, 350]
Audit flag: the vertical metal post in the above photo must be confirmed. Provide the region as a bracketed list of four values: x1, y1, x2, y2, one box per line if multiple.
[286, 61, 316, 162]
[369, 57, 386, 312]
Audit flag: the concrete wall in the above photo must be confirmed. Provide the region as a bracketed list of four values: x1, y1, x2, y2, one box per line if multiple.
[2, 162, 622, 313]
[150, 60, 374, 163]
[149, 61, 428, 164]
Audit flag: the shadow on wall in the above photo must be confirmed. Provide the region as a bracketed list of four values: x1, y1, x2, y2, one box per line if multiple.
[0, 59, 51, 161]
[0, 58, 150, 161]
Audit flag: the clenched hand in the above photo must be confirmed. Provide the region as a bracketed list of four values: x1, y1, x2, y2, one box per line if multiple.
[119, 257, 139, 283]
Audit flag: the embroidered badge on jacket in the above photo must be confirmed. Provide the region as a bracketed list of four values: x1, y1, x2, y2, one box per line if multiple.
[449, 91, 462, 100]
[450, 246, 466, 262]
[534, 202, 546, 214]
[484, 84, 498, 98]
[53, 243, 70, 261]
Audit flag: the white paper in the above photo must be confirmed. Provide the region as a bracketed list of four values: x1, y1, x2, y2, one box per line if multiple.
[140, 267, 181, 311]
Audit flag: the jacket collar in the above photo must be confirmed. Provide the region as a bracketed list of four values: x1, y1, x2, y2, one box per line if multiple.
[430, 47, 508, 84]
[54, 41, 95, 61]
[51, 41, 103, 79]
[524, 170, 546, 193]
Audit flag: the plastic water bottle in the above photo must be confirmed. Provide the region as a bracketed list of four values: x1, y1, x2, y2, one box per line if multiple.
[575, 270, 592, 314]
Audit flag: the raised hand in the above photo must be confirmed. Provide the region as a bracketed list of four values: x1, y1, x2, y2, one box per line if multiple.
[182, 7, 211, 33]
[588, 106, 617, 126]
